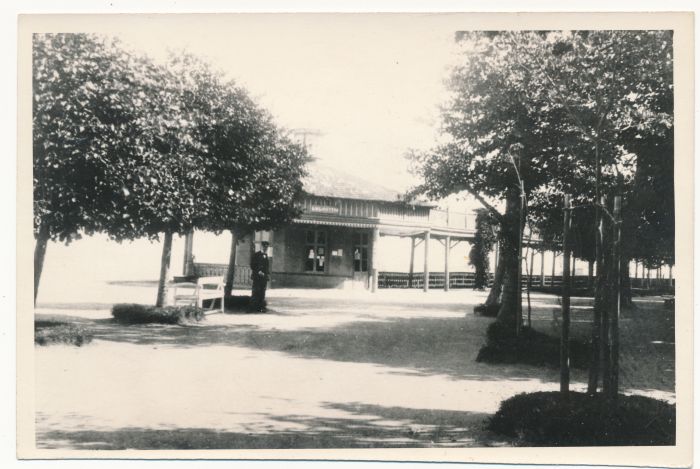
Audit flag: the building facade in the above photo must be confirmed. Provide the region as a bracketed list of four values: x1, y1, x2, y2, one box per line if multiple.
[184, 164, 477, 291]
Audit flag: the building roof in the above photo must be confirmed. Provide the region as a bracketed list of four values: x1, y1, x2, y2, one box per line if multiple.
[302, 162, 404, 203]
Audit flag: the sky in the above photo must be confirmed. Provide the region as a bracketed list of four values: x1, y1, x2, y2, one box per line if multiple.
[112, 15, 462, 196]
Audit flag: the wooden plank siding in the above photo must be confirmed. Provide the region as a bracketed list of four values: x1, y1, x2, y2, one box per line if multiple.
[299, 195, 469, 230]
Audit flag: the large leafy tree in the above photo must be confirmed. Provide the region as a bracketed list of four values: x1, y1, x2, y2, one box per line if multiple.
[33, 35, 308, 306]
[411, 30, 673, 398]
[510, 30, 673, 396]
[172, 55, 309, 298]
[33, 33, 168, 302]
[411, 31, 575, 331]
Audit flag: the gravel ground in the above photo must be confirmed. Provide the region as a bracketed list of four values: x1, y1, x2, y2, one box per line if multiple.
[33, 286, 675, 450]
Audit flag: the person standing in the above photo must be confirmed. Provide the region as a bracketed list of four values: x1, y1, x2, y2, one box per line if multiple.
[250, 241, 270, 312]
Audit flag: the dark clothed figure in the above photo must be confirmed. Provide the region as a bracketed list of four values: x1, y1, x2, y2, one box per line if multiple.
[250, 243, 270, 312]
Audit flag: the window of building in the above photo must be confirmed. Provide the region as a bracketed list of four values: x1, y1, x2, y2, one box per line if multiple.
[353, 232, 369, 272]
[305, 230, 326, 272]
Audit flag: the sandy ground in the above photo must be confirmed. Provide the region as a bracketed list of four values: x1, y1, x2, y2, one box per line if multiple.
[34, 286, 675, 450]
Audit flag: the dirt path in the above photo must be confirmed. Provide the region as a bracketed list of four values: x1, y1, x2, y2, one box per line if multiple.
[34, 288, 675, 449]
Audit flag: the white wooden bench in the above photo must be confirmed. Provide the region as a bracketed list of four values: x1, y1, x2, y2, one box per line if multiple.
[172, 276, 225, 313]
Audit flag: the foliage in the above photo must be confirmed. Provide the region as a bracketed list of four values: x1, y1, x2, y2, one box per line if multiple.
[111, 303, 204, 325]
[488, 391, 675, 446]
[33, 34, 309, 304]
[33, 34, 152, 243]
[476, 321, 589, 369]
[468, 209, 497, 289]
[35, 321, 93, 346]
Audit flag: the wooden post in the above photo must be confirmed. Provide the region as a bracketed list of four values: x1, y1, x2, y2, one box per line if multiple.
[527, 243, 534, 326]
[635, 261, 639, 279]
[600, 196, 611, 395]
[561, 195, 572, 395]
[669, 265, 674, 287]
[609, 195, 622, 399]
[540, 250, 545, 287]
[371, 228, 380, 293]
[408, 237, 416, 288]
[423, 230, 430, 292]
[182, 230, 194, 276]
[551, 251, 557, 286]
[444, 236, 451, 291]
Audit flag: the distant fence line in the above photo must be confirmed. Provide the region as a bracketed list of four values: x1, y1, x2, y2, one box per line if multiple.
[191, 263, 674, 291]
[377, 271, 674, 290]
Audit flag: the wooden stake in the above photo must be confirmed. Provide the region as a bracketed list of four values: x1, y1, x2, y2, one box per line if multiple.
[561, 195, 572, 395]
[609, 196, 622, 399]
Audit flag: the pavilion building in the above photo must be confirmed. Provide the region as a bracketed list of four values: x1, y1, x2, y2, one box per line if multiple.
[182, 163, 477, 291]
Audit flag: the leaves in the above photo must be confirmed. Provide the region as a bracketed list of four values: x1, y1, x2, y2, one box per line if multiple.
[409, 30, 673, 266]
[34, 33, 308, 246]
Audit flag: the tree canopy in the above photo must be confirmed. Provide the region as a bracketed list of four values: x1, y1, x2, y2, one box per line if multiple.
[33, 33, 309, 303]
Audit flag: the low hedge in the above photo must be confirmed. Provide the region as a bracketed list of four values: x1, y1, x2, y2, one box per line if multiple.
[35, 321, 93, 346]
[111, 304, 204, 325]
[488, 391, 675, 446]
[476, 321, 589, 369]
[473, 302, 500, 317]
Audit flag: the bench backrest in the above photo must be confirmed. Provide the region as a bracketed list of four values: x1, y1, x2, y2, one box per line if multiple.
[198, 276, 224, 290]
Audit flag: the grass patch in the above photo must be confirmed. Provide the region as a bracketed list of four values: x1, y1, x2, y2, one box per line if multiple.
[111, 304, 204, 325]
[488, 391, 675, 446]
[35, 321, 93, 346]
[476, 321, 589, 368]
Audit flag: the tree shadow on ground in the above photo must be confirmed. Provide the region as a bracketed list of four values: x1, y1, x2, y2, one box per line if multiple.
[35, 293, 674, 392]
[36, 312, 572, 383]
[37, 402, 508, 449]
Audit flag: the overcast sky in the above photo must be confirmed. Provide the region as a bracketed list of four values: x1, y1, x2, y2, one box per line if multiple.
[113, 15, 462, 196]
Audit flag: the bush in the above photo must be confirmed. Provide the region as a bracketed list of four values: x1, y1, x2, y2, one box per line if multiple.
[473, 302, 500, 317]
[476, 321, 589, 368]
[488, 391, 675, 446]
[111, 304, 204, 325]
[35, 321, 93, 346]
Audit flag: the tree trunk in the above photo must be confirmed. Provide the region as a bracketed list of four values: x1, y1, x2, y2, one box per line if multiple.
[495, 191, 522, 332]
[33, 223, 50, 305]
[224, 230, 238, 298]
[588, 260, 594, 289]
[484, 240, 505, 306]
[156, 231, 173, 307]
[620, 256, 633, 309]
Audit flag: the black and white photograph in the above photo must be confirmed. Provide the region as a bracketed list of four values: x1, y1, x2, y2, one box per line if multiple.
[16, 11, 693, 465]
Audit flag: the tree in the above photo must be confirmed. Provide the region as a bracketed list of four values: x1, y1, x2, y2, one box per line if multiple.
[411, 31, 673, 399]
[411, 32, 576, 333]
[172, 55, 309, 298]
[33, 33, 164, 302]
[469, 209, 497, 289]
[508, 30, 673, 397]
[33, 35, 307, 308]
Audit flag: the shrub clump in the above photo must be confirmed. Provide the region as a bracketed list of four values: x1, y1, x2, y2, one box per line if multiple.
[112, 304, 204, 325]
[488, 391, 675, 446]
[35, 321, 93, 346]
[476, 321, 589, 368]
[473, 302, 500, 317]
